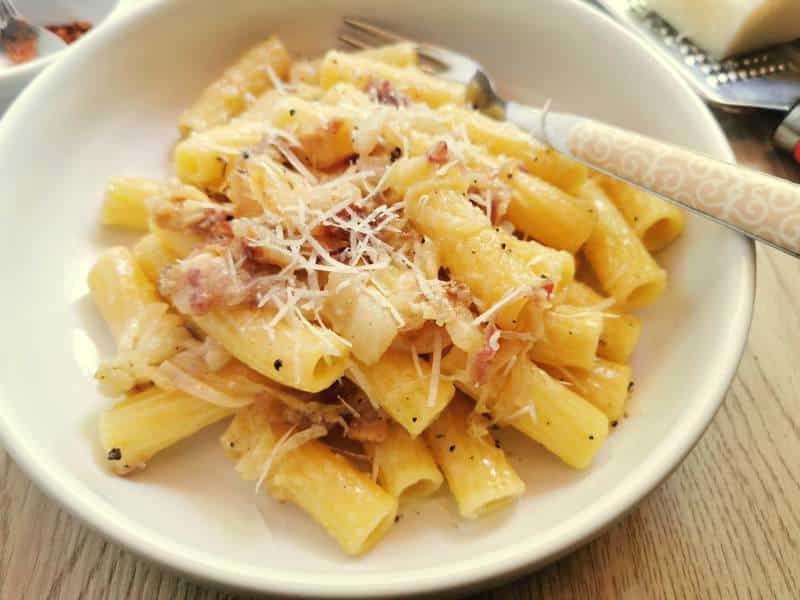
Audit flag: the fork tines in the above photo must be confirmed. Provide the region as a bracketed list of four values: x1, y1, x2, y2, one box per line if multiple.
[339, 17, 447, 72]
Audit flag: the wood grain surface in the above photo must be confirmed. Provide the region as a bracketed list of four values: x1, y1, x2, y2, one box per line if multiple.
[2, 108, 799, 599]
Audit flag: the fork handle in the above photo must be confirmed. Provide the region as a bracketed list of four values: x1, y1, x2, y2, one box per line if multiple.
[506, 102, 800, 258]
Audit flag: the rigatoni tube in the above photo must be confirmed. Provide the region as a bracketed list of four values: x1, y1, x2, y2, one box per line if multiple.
[190, 307, 349, 393]
[87, 246, 160, 342]
[581, 180, 667, 310]
[425, 395, 525, 518]
[347, 349, 454, 436]
[178, 36, 291, 135]
[100, 387, 234, 475]
[405, 188, 574, 329]
[365, 423, 443, 502]
[593, 173, 685, 252]
[222, 407, 398, 556]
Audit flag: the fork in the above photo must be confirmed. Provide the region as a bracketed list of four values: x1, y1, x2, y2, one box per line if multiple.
[342, 17, 800, 259]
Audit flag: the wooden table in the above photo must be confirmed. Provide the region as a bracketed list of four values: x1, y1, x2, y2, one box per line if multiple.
[2, 109, 799, 599]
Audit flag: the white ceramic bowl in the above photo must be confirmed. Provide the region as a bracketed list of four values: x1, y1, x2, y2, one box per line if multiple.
[0, 0, 755, 597]
[0, 0, 121, 101]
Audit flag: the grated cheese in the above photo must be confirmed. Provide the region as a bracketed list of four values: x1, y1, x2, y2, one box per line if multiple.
[472, 284, 535, 326]
[410, 344, 423, 378]
[264, 63, 286, 95]
[157, 360, 253, 408]
[501, 402, 537, 425]
[275, 142, 318, 184]
[427, 330, 443, 408]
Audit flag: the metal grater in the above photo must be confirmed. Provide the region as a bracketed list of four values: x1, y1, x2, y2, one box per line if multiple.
[594, 0, 800, 158]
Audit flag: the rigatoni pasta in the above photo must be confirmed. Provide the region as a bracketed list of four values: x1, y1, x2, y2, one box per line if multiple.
[86, 38, 683, 556]
[222, 405, 397, 556]
[592, 172, 685, 252]
[563, 281, 642, 363]
[365, 423, 443, 502]
[347, 349, 455, 436]
[100, 387, 235, 475]
[425, 395, 525, 518]
[581, 179, 667, 309]
[179, 36, 291, 135]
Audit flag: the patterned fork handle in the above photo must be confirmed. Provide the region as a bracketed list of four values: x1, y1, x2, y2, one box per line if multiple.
[506, 103, 800, 258]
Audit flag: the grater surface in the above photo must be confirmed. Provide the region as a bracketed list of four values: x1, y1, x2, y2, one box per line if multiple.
[595, 0, 800, 111]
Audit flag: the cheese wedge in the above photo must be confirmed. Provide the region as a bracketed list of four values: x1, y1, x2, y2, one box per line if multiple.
[648, 0, 800, 59]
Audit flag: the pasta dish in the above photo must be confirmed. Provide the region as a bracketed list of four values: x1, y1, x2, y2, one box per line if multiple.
[88, 37, 684, 556]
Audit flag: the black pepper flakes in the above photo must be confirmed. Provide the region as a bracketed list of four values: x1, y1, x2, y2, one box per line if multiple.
[435, 433, 445, 439]
[273, 358, 283, 371]
[289, 108, 296, 116]
[449, 444, 456, 452]
[501, 243, 507, 250]
[589, 435, 595, 440]
[628, 380, 635, 392]
[241, 150, 250, 159]
[412, 416, 418, 423]
[107, 448, 122, 461]
[494, 440, 501, 448]
[611, 420, 619, 428]
[390, 146, 402, 162]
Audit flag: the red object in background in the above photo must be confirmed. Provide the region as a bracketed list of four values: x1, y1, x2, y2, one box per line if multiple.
[3, 20, 37, 64]
[2, 20, 92, 65]
[45, 21, 92, 45]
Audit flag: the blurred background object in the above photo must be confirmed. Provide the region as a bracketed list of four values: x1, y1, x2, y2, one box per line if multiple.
[595, 0, 800, 163]
[0, 0, 127, 104]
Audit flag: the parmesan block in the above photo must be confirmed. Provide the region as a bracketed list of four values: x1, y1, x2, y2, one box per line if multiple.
[648, 0, 800, 58]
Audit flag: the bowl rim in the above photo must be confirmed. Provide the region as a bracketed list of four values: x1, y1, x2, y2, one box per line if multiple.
[0, 0, 756, 596]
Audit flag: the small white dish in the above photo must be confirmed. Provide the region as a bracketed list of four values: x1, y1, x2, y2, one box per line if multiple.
[0, 0, 755, 597]
[0, 0, 122, 100]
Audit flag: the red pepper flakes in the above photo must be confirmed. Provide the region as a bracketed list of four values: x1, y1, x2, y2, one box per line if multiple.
[45, 21, 92, 46]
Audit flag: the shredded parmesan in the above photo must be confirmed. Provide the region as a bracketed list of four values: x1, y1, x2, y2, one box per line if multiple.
[410, 344, 423, 378]
[157, 361, 253, 408]
[337, 394, 361, 419]
[427, 330, 443, 408]
[472, 284, 535, 326]
[371, 454, 380, 482]
[502, 402, 538, 424]
[275, 142, 318, 183]
[365, 285, 405, 327]
[254, 424, 327, 492]
[265, 64, 286, 95]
